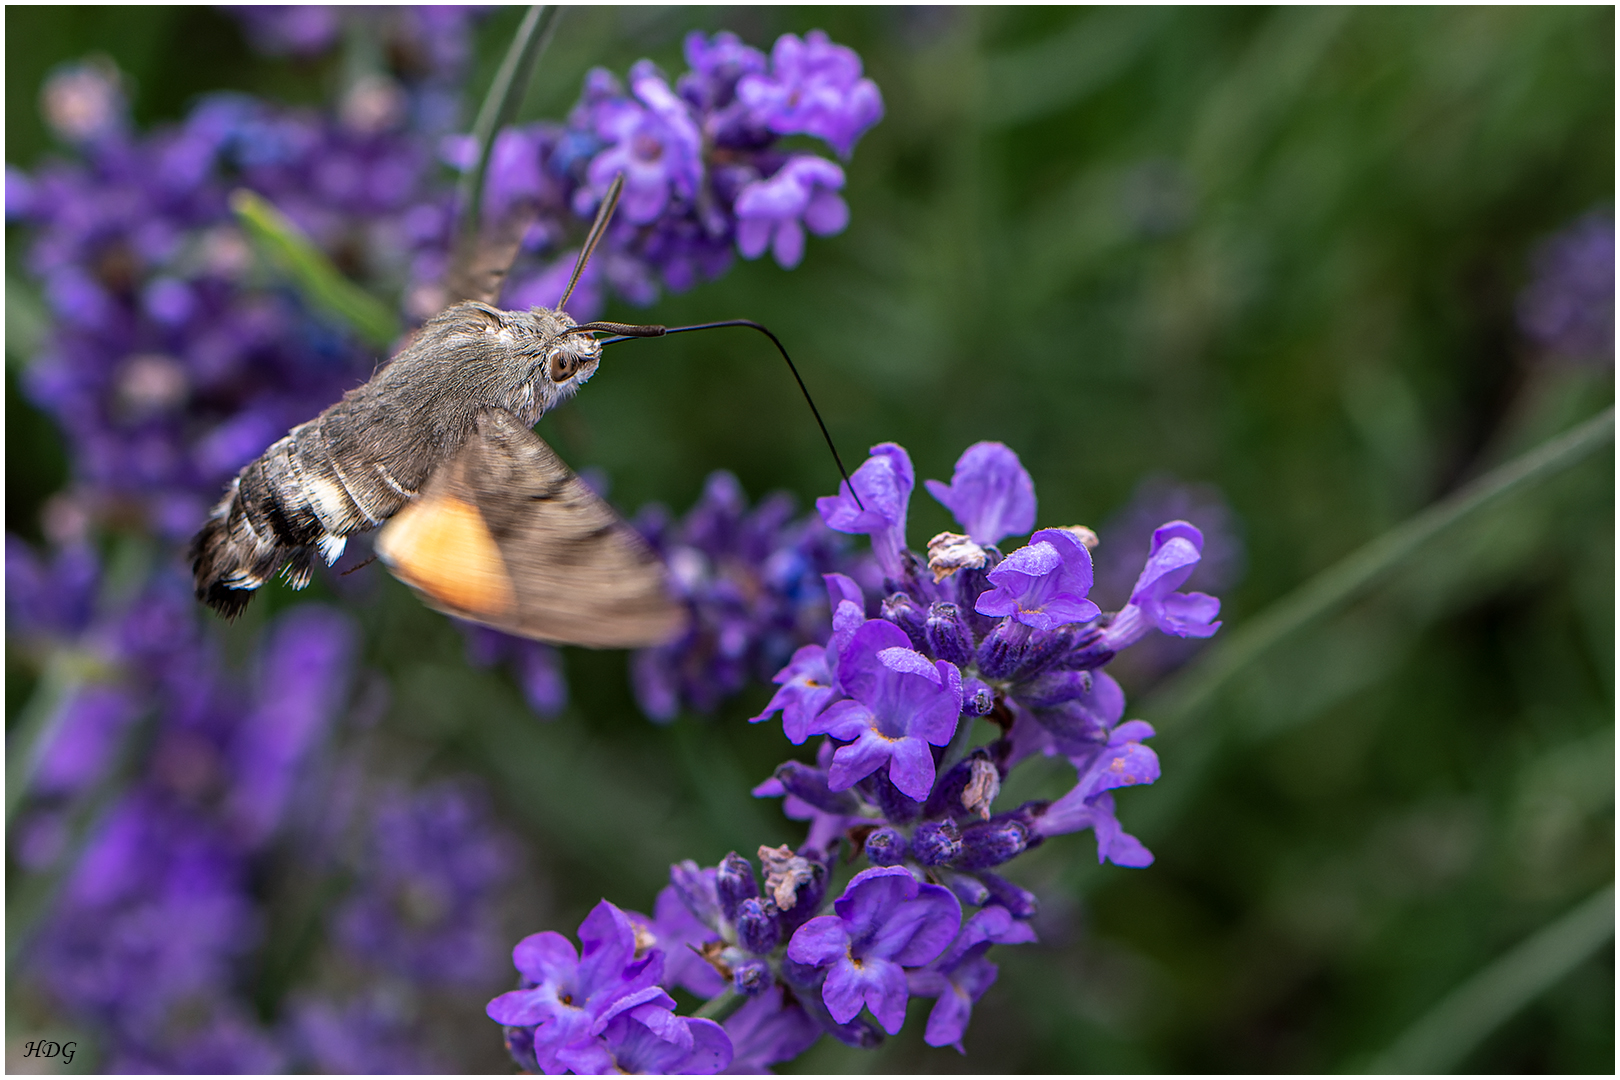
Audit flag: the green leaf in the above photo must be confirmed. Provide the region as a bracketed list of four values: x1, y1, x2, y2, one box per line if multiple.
[1360, 883, 1616, 1073]
[230, 189, 400, 350]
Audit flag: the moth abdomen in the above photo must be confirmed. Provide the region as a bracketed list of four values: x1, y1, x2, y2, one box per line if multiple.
[190, 413, 414, 617]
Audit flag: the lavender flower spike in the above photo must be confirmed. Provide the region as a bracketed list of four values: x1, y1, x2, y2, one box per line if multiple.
[808, 620, 962, 801]
[975, 527, 1101, 630]
[735, 155, 849, 269]
[817, 443, 914, 580]
[786, 866, 962, 1034]
[925, 441, 1037, 546]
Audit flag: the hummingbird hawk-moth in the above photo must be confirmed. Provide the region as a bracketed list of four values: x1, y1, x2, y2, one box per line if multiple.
[190, 175, 854, 648]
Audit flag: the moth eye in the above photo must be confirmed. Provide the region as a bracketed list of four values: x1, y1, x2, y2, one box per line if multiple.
[548, 354, 577, 382]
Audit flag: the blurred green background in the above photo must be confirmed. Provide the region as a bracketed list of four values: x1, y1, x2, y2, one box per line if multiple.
[7, 5, 1613, 1073]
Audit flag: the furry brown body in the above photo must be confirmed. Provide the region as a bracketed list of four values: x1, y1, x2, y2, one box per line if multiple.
[191, 301, 602, 617]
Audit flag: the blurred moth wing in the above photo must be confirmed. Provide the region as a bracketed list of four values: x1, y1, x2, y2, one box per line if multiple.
[375, 406, 686, 648]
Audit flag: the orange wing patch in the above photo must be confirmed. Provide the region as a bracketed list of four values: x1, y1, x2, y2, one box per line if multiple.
[376, 493, 516, 617]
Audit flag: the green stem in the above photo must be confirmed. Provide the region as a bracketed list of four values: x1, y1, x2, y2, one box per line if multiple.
[1143, 407, 1614, 732]
[1360, 883, 1615, 1073]
[458, 5, 561, 243]
[5, 650, 110, 824]
[693, 987, 745, 1023]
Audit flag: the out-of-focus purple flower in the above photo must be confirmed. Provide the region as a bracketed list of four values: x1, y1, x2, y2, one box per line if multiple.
[817, 443, 914, 580]
[786, 866, 962, 1034]
[1518, 209, 1615, 366]
[735, 155, 848, 269]
[31, 685, 140, 796]
[334, 781, 515, 987]
[228, 5, 343, 57]
[975, 527, 1101, 630]
[580, 64, 704, 225]
[487, 900, 671, 1072]
[721, 983, 823, 1073]
[40, 59, 127, 144]
[290, 994, 444, 1074]
[737, 31, 884, 158]
[925, 441, 1037, 547]
[906, 905, 1035, 1052]
[808, 620, 961, 801]
[224, 605, 354, 844]
[1030, 720, 1159, 867]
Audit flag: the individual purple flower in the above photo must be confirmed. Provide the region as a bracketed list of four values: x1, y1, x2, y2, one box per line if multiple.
[752, 643, 840, 744]
[807, 620, 962, 801]
[1125, 521, 1222, 638]
[1094, 475, 1244, 610]
[906, 905, 1036, 1052]
[734, 155, 849, 269]
[581, 63, 704, 225]
[487, 900, 673, 1072]
[1029, 720, 1160, 867]
[1517, 209, 1615, 366]
[925, 441, 1037, 547]
[559, 1008, 734, 1075]
[817, 443, 914, 579]
[721, 983, 823, 1073]
[737, 31, 884, 157]
[228, 5, 343, 57]
[786, 866, 962, 1034]
[975, 527, 1102, 630]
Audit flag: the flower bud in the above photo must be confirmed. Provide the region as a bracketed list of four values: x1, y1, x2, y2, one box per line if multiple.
[975, 618, 1031, 679]
[1013, 669, 1093, 709]
[962, 677, 996, 717]
[912, 819, 962, 866]
[717, 852, 759, 922]
[735, 896, 782, 954]
[1015, 624, 1083, 680]
[924, 602, 974, 667]
[954, 816, 1029, 869]
[733, 956, 773, 996]
[773, 761, 860, 814]
[863, 826, 908, 866]
[670, 859, 722, 930]
[941, 870, 991, 907]
[880, 591, 929, 652]
[977, 870, 1039, 918]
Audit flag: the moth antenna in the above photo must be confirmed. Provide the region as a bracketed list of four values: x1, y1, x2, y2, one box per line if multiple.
[557, 173, 624, 312]
[340, 554, 379, 576]
[582, 319, 864, 510]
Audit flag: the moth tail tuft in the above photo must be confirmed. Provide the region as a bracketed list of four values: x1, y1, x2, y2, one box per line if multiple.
[190, 511, 255, 619]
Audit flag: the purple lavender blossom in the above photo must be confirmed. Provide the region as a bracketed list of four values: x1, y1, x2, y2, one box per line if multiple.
[735, 155, 849, 269]
[561, 1008, 734, 1075]
[975, 527, 1102, 630]
[642, 882, 728, 998]
[906, 904, 1036, 1052]
[786, 866, 962, 1034]
[489, 900, 724, 1073]
[751, 643, 840, 744]
[1517, 208, 1615, 366]
[227, 5, 343, 57]
[721, 983, 823, 1073]
[290, 993, 445, 1074]
[736, 31, 885, 158]
[925, 441, 1037, 547]
[817, 443, 915, 580]
[579, 64, 705, 225]
[809, 619, 962, 801]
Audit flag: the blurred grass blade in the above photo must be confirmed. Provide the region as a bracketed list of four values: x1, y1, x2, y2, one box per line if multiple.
[1362, 883, 1615, 1073]
[4, 652, 99, 823]
[1145, 406, 1615, 731]
[231, 189, 400, 349]
[458, 4, 560, 241]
